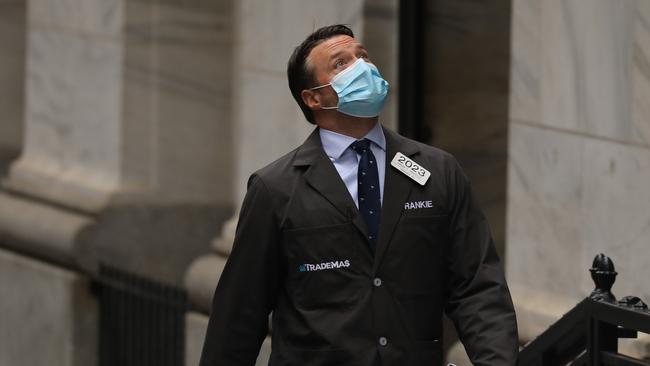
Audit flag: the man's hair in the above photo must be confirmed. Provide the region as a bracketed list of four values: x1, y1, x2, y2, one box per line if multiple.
[287, 24, 354, 124]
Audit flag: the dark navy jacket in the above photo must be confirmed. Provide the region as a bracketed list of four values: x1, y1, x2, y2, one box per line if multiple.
[199, 126, 518, 366]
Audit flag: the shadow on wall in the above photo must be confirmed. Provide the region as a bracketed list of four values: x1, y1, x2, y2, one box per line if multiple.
[423, 0, 512, 262]
[0, 0, 26, 178]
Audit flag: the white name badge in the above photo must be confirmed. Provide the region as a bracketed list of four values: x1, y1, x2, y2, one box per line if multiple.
[390, 152, 430, 186]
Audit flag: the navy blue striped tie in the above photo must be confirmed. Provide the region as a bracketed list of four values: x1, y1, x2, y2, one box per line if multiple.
[350, 139, 381, 253]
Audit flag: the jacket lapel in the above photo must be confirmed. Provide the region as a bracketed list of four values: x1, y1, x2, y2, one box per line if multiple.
[293, 126, 421, 270]
[373, 127, 421, 273]
[293, 128, 369, 241]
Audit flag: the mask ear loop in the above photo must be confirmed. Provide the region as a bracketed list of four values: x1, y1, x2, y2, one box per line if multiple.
[310, 83, 331, 90]
[309, 83, 338, 110]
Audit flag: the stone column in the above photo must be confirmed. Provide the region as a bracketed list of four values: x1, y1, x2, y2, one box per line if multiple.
[0, 0, 233, 284]
[507, 0, 650, 357]
[0, 0, 234, 364]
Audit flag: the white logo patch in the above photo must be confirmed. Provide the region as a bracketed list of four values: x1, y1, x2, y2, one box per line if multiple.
[404, 200, 434, 210]
[299, 260, 351, 272]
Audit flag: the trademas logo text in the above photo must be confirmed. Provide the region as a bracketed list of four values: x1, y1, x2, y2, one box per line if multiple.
[299, 260, 350, 272]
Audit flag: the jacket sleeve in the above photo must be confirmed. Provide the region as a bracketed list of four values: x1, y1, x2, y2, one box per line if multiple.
[199, 174, 281, 366]
[443, 158, 519, 366]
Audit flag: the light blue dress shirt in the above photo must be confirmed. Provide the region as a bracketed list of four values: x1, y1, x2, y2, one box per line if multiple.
[319, 122, 386, 208]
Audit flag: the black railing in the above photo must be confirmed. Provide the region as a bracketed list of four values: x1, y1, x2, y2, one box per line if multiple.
[519, 254, 650, 366]
[94, 264, 187, 366]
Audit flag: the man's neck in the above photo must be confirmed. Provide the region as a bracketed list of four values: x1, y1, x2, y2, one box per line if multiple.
[315, 113, 379, 139]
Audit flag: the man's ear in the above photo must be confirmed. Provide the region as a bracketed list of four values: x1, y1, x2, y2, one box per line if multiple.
[301, 89, 320, 110]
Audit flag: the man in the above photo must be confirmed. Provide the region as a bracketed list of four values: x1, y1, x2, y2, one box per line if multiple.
[199, 24, 518, 366]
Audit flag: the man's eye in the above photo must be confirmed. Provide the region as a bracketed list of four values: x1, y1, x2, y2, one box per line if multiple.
[335, 59, 346, 68]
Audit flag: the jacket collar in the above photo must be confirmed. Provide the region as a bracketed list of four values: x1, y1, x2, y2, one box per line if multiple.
[319, 123, 386, 161]
[293, 125, 418, 167]
[293, 128, 364, 238]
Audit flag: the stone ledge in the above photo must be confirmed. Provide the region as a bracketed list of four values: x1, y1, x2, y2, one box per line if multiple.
[0, 191, 93, 268]
[184, 254, 227, 313]
[210, 215, 237, 257]
[3, 161, 115, 214]
[0, 187, 231, 287]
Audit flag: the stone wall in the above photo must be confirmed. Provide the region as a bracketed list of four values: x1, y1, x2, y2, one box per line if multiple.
[0, 248, 97, 366]
[507, 0, 650, 357]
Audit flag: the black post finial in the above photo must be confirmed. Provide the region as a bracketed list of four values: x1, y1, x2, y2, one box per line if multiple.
[589, 253, 617, 302]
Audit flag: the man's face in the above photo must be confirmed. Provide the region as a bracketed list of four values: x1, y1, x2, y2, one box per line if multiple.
[302, 35, 373, 112]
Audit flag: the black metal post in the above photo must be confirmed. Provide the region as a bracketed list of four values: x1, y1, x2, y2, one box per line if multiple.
[398, 0, 427, 142]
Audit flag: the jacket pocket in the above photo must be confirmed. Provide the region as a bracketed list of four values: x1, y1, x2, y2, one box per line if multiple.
[412, 339, 441, 351]
[388, 215, 447, 295]
[284, 222, 363, 310]
[407, 340, 443, 365]
[271, 346, 355, 366]
[392, 294, 443, 341]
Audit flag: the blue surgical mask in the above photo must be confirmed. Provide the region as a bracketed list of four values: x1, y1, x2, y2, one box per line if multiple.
[310, 58, 389, 118]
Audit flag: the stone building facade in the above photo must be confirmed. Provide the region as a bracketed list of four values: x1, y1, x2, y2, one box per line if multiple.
[0, 0, 648, 365]
[507, 0, 650, 358]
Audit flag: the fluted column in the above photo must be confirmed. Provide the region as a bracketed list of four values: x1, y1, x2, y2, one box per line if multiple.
[0, 0, 234, 284]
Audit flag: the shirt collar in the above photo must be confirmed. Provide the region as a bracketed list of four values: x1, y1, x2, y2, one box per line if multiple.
[319, 122, 386, 161]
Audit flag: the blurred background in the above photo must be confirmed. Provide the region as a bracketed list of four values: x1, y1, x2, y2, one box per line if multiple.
[0, 0, 649, 365]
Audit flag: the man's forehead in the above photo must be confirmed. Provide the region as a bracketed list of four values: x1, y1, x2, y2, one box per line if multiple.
[308, 35, 364, 61]
[322, 35, 359, 51]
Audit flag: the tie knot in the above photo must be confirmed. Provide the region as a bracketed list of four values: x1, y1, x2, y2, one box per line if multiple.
[350, 139, 371, 154]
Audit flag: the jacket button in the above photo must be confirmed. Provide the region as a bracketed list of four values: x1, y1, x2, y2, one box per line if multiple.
[378, 337, 388, 346]
[373, 277, 382, 287]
